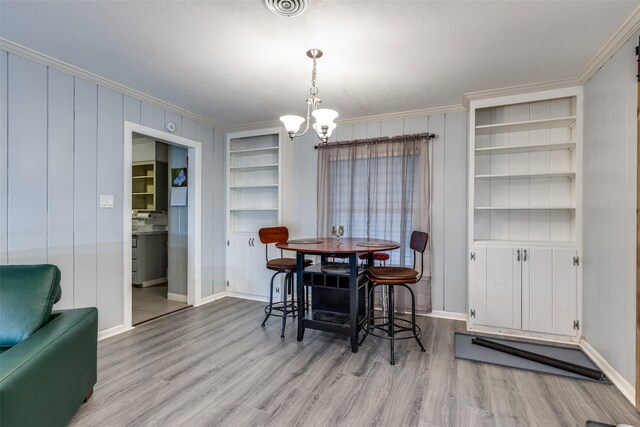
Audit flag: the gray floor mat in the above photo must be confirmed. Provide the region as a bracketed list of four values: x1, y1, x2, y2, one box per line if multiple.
[454, 332, 610, 383]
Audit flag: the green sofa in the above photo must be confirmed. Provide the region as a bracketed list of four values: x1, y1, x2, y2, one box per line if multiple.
[0, 264, 98, 427]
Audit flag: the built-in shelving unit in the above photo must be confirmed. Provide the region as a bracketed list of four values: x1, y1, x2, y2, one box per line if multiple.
[226, 128, 283, 299]
[467, 87, 582, 341]
[132, 161, 167, 211]
[227, 131, 281, 233]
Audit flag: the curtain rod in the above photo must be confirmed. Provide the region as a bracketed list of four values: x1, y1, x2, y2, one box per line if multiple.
[314, 132, 436, 150]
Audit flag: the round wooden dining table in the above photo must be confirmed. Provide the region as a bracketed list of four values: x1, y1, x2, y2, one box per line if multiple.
[276, 237, 400, 352]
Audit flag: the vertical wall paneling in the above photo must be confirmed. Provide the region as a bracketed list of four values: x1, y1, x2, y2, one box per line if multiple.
[166, 117, 195, 296]
[583, 31, 638, 386]
[73, 78, 98, 308]
[96, 86, 124, 329]
[429, 114, 446, 311]
[47, 69, 75, 309]
[403, 116, 428, 135]
[0, 51, 8, 264]
[198, 122, 215, 297]
[124, 96, 141, 124]
[7, 55, 48, 264]
[380, 118, 403, 137]
[165, 111, 183, 137]
[167, 144, 188, 297]
[140, 102, 165, 131]
[212, 129, 226, 294]
[443, 111, 467, 313]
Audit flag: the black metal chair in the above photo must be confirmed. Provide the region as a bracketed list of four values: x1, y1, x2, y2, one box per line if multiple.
[359, 231, 429, 364]
[259, 227, 312, 338]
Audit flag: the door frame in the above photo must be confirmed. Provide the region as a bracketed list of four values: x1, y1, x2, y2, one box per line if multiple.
[635, 80, 640, 411]
[123, 121, 202, 330]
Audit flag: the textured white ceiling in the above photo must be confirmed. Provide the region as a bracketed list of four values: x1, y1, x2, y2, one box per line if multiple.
[0, 1, 637, 128]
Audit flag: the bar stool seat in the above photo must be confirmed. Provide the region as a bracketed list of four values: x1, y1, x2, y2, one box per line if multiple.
[259, 227, 312, 338]
[266, 258, 309, 271]
[368, 266, 418, 281]
[359, 231, 429, 365]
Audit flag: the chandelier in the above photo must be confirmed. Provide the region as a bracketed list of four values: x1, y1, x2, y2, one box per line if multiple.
[280, 49, 338, 144]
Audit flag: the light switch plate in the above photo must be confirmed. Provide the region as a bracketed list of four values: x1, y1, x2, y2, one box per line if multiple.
[100, 195, 115, 208]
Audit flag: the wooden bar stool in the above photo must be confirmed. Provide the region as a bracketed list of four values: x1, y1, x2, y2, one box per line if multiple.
[258, 227, 312, 338]
[359, 231, 428, 365]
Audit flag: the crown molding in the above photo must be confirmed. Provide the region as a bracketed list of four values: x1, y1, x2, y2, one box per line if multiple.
[0, 38, 227, 132]
[577, 5, 640, 83]
[462, 77, 581, 107]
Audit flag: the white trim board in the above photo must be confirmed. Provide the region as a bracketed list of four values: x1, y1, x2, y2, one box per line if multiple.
[98, 324, 134, 341]
[580, 338, 635, 405]
[426, 310, 467, 321]
[167, 293, 188, 303]
[196, 291, 229, 306]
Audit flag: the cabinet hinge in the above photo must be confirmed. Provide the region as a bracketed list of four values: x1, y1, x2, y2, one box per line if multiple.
[470, 309, 476, 318]
[573, 256, 579, 266]
[573, 320, 580, 330]
[470, 252, 476, 261]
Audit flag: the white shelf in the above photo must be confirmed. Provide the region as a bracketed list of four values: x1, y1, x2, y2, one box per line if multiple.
[132, 175, 154, 179]
[475, 206, 575, 210]
[229, 185, 278, 190]
[132, 192, 154, 196]
[475, 116, 576, 135]
[475, 172, 575, 180]
[475, 142, 575, 156]
[473, 239, 576, 248]
[229, 164, 278, 172]
[229, 147, 278, 157]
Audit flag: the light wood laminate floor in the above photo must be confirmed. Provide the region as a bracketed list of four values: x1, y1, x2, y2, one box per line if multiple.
[132, 284, 189, 325]
[71, 297, 640, 426]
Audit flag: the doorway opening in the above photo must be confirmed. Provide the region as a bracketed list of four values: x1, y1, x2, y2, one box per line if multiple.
[123, 122, 203, 330]
[131, 137, 190, 325]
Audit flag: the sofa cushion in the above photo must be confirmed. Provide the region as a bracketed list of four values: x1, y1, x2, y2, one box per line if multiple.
[0, 264, 61, 346]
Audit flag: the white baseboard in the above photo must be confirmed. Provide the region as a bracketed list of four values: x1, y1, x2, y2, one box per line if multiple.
[426, 310, 467, 321]
[98, 324, 134, 341]
[196, 291, 229, 306]
[225, 291, 270, 303]
[579, 338, 635, 405]
[136, 277, 168, 288]
[167, 292, 188, 303]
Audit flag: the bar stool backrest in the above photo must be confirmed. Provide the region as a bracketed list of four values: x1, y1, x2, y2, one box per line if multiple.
[410, 231, 429, 281]
[258, 227, 289, 262]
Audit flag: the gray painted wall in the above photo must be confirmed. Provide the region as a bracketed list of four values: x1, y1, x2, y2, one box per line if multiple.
[0, 49, 226, 332]
[582, 31, 638, 385]
[282, 112, 468, 314]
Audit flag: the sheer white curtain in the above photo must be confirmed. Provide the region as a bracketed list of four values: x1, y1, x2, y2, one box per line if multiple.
[317, 133, 432, 313]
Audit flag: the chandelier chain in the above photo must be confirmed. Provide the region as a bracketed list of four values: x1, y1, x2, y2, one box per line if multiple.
[310, 57, 319, 97]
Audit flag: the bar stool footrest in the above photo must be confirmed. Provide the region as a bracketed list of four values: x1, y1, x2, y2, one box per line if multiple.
[363, 316, 422, 341]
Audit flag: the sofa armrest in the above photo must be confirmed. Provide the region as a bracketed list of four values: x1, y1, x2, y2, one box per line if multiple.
[0, 307, 98, 427]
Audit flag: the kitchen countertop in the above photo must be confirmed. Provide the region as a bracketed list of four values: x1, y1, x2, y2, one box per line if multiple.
[132, 230, 168, 236]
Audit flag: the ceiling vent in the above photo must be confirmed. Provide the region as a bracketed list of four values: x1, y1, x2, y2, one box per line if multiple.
[264, 0, 309, 17]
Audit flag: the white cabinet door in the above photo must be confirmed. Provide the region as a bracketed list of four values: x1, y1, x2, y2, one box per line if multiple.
[226, 234, 253, 295]
[523, 247, 553, 333]
[469, 246, 487, 326]
[523, 247, 577, 336]
[227, 234, 280, 298]
[486, 246, 520, 329]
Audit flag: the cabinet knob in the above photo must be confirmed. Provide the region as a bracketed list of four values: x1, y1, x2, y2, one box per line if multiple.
[523, 249, 528, 262]
[516, 249, 521, 262]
